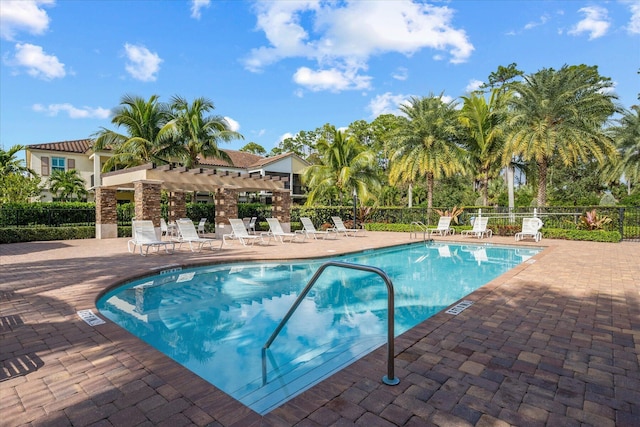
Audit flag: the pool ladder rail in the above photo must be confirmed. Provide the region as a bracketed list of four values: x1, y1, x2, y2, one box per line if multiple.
[261, 261, 400, 387]
[410, 221, 434, 242]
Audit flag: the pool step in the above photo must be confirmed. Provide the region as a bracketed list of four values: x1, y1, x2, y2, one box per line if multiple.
[234, 335, 386, 415]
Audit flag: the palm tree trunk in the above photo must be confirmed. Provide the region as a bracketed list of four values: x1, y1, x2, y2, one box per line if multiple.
[537, 159, 548, 206]
[427, 172, 434, 209]
[408, 183, 413, 208]
[482, 171, 489, 206]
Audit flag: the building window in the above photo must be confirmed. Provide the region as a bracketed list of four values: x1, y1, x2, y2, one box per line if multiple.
[52, 157, 65, 172]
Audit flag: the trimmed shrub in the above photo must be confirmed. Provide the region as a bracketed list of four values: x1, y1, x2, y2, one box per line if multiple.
[540, 228, 620, 242]
[0, 225, 133, 244]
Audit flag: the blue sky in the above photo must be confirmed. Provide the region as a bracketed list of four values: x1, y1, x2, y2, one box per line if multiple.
[1, 0, 639, 159]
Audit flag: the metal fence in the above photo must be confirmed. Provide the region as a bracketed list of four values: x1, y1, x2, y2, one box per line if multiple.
[2, 204, 639, 241]
[365, 206, 640, 241]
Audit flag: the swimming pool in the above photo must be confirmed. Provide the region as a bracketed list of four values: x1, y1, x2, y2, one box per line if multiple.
[97, 242, 540, 414]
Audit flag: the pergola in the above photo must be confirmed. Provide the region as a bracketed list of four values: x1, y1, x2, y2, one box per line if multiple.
[95, 163, 291, 239]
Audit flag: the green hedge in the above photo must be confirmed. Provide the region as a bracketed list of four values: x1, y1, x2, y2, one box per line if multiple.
[0, 226, 133, 244]
[0, 202, 95, 227]
[540, 228, 621, 242]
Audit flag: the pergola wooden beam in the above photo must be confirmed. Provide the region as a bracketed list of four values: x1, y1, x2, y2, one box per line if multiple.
[100, 162, 288, 192]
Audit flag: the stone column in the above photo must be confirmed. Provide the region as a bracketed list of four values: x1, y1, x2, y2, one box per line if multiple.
[95, 187, 117, 239]
[272, 190, 291, 231]
[214, 188, 238, 238]
[168, 192, 187, 221]
[134, 180, 162, 227]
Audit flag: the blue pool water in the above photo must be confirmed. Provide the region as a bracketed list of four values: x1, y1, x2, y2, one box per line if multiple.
[97, 242, 540, 414]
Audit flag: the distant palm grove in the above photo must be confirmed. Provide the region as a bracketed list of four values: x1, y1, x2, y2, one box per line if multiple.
[1, 63, 639, 208]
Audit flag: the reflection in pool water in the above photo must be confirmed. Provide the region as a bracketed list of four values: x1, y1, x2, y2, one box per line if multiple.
[97, 242, 540, 414]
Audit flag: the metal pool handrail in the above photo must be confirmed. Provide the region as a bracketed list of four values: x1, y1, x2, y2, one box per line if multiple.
[262, 261, 400, 386]
[410, 221, 429, 240]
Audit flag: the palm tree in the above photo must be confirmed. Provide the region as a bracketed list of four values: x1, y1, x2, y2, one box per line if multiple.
[0, 146, 41, 203]
[504, 65, 618, 206]
[608, 105, 640, 194]
[0, 145, 34, 177]
[387, 95, 465, 209]
[458, 89, 506, 206]
[167, 96, 243, 168]
[302, 127, 380, 206]
[92, 94, 175, 171]
[48, 169, 88, 201]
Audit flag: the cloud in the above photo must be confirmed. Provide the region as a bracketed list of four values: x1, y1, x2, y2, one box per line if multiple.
[190, 0, 210, 19]
[223, 116, 240, 132]
[569, 6, 610, 39]
[392, 67, 409, 81]
[524, 14, 550, 30]
[465, 79, 483, 93]
[441, 94, 456, 106]
[9, 43, 65, 80]
[293, 66, 372, 92]
[244, 1, 473, 92]
[279, 132, 294, 143]
[0, 0, 53, 41]
[123, 43, 162, 82]
[622, 0, 640, 34]
[367, 92, 413, 117]
[32, 103, 111, 119]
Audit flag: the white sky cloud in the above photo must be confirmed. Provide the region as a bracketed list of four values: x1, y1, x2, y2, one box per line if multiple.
[293, 66, 372, 92]
[465, 79, 483, 93]
[569, 6, 611, 40]
[392, 67, 409, 81]
[367, 92, 413, 117]
[223, 116, 240, 132]
[10, 43, 65, 80]
[0, 0, 54, 41]
[245, 0, 473, 92]
[32, 103, 111, 119]
[524, 14, 550, 30]
[190, 0, 210, 19]
[622, 0, 640, 34]
[441, 95, 455, 105]
[123, 43, 162, 82]
[279, 132, 294, 143]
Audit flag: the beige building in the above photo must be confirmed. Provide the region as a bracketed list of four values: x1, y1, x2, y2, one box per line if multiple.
[25, 139, 309, 203]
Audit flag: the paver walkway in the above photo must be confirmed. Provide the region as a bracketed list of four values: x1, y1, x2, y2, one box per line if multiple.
[1, 233, 639, 426]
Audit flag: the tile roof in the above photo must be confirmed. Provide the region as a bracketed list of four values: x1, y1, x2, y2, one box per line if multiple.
[197, 149, 264, 168]
[250, 152, 296, 168]
[26, 139, 299, 170]
[27, 139, 93, 154]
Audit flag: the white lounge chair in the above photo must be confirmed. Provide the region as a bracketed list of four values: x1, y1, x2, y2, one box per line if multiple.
[173, 219, 220, 252]
[461, 217, 492, 239]
[160, 218, 169, 237]
[223, 218, 267, 246]
[330, 216, 363, 237]
[515, 217, 543, 242]
[266, 218, 305, 243]
[197, 218, 207, 236]
[428, 216, 454, 237]
[128, 220, 175, 256]
[299, 217, 336, 240]
[247, 216, 257, 234]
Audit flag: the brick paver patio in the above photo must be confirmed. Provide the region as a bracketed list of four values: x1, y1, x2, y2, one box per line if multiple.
[1, 233, 639, 426]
